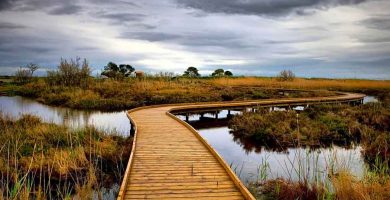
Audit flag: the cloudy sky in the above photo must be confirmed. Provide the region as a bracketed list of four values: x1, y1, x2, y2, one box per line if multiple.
[0, 0, 389, 79]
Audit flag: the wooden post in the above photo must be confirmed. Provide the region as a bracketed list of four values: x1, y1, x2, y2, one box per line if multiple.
[130, 124, 135, 136]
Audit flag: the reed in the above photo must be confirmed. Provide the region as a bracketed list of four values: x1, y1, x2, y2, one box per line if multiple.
[0, 114, 132, 199]
[211, 77, 390, 90]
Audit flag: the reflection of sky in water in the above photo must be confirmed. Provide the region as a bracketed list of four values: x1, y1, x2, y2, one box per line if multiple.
[363, 96, 378, 104]
[176, 110, 241, 121]
[0, 96, 130, 136]
[198, 127, 365, 185]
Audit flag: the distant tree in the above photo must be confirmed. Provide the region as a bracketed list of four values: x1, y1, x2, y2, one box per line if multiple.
[119, 64, 135, 77]
[277, 69, 295, 81]
[211, 69, 225, 77]
[183, 66, 200, 78]
[101, 62, 119, 78]
[224, 70, 233, 76]
[101, 62, 135, 79]
[26, 63, 39, 76]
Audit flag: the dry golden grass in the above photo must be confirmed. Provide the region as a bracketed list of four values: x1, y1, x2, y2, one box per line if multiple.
[211, 77, 390, 90]
[332, 171, 390, 200]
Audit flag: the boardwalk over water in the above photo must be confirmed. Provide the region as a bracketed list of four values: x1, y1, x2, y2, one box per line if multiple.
[118, 92, 365, 200]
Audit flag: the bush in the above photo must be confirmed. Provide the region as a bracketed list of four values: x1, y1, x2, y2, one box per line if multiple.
[277, 70, 295, 81]
[13, 67, 31, 84]
[46, 57, 91, 88]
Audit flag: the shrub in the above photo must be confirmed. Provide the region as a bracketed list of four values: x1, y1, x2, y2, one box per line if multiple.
[13, 67, 31, 84]
[277, 70, 295, 81]
[46, 57, 91, 88]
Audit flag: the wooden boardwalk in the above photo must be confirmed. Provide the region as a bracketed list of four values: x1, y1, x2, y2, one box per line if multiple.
[118, 92, 365, 200]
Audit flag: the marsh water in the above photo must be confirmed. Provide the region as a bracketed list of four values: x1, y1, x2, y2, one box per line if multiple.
[0, 95, 379, 189]
[0, 96, 131, 136]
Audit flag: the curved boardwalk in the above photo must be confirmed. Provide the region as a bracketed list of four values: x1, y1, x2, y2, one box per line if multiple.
[118, 92, 365, 200]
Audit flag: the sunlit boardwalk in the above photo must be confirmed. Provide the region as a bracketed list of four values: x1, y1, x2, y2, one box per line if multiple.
[118, 92, 365, 200]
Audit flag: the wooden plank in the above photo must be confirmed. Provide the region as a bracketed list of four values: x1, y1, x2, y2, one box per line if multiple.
[125, 191, 243, 198]
[118, 92, 365, 200]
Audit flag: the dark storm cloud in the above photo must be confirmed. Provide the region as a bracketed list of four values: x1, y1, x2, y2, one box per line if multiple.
[97, 12, 146, 23]
[356, 34, 390, 43]
[0, 0, 83, 15]
[360, 15, 390, 30]
[175, 0, 368, 16]
[0, 22, 26, 29]
[121, 31, 180, 42]
[0, 45, 53, 53]
[177, 33, 252, 49]
[0, 0, 13, 10]
[47, 4, 82, 15]
[120, 30, 254, 49]
[263, 36, 324, 44]
[0, 34, 55, 54]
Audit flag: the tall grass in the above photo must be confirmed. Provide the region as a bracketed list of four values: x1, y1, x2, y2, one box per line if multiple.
[10, 76, 338, 110]
[249, 149, 389, 200]
[211, 77, 390, 90]
[0, 114, 131, 199]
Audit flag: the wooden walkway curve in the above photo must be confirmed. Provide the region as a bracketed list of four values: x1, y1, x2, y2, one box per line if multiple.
[118, 92, 365, 200]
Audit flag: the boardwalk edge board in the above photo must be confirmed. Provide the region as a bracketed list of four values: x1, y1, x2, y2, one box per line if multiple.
[117, 92, 365, 200]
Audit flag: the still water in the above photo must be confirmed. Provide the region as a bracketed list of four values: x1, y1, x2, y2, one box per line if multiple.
[177, 95, 378, 185]
[199, 127, 364, 184]
[0, 96, 130, 136]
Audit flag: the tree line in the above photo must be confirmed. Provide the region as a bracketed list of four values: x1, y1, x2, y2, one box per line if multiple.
[13, 58, 296, 85]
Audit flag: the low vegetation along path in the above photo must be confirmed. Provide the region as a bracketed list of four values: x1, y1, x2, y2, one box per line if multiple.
[118, 92, 365, 200]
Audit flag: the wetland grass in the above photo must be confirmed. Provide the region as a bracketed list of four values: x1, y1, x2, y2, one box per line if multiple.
[0, 114, 132, 199]
[234, 101, 390, 199]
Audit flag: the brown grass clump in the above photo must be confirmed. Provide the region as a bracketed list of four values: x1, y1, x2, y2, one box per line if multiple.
[331, 171, 390, 200]
[250, 178, 326, 200]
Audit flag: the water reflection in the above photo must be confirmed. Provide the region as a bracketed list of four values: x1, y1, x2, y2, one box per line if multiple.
[0, 96, 130, 136]
[363, 96, 379, 104]
[176, 109, 367, 185]
[198, 126, 365, 184]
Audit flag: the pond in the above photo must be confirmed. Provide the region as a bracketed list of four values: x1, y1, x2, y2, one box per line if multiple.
[0, 96, 131, 136]
[198, 126, 364, 184]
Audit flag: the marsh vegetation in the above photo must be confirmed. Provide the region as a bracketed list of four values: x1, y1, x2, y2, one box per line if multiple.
[0, 114, 131, 199]
[226, 99, 389, 199]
